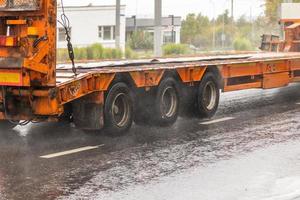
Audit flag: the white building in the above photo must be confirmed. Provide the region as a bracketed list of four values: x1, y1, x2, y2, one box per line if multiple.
[280, 3, 300, 20]
[57, 5, 126, 50]
[126, 16, 181, 44]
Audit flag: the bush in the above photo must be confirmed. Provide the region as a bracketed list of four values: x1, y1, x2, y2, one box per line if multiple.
[112, 48, 123, 59]
[58, 43, 125, 62]
[233, 38, 253, 51]
[163, 44, 189, 56]
[125, 46, 138, 59]
[127, 30, 154, 50]
[87, 43, 104, 59]
[57, 49, 69, 62]
[103, 48, 113, 59]
[74, 47, 87, 60]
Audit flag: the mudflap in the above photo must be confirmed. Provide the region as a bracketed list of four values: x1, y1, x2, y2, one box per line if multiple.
[72, 92, 104, 131]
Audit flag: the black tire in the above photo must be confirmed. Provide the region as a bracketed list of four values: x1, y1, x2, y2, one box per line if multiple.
[135, 77, 180, 126]
[58, 104, 73, 123]
[0, 120, 17, 130]
[196, 72, 220, 118]
[104, 82, 134, 135]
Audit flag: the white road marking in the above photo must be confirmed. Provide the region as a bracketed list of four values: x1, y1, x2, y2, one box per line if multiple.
[200, 117, 235, 125]
[296, 103, 300, 105]
[40, 144, 104, 159]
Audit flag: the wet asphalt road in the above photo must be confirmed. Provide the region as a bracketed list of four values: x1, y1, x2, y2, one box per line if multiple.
[2, 84, 300, 199]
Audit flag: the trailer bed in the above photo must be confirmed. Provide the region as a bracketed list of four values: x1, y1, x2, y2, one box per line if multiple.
[55, 52, 300, 86]
[3, 51, 300, 123]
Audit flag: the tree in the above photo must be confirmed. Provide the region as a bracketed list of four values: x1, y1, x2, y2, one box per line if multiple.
[181, 13, 212, 49]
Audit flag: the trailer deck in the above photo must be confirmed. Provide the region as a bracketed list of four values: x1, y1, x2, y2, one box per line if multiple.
[2, 51, 300, 125]
[55, 52, 300, 91]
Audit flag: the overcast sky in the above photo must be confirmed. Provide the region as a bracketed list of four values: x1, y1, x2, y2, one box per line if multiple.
[62, 0, 266, 19]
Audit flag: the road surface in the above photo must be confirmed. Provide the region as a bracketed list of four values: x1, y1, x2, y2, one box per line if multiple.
[1, 84, 300, 200]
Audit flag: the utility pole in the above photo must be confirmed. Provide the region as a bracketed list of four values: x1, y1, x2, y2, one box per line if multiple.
[231, 0, 234, 20]
[132, 15, 137, 31]
[170, 15, 175, 43]
[222, 13, 225, 49]
[154, 0, 163, 57]
[250, 6, 254, 43]
[115, 0, 121, 49]
[209, 0, 216, 50]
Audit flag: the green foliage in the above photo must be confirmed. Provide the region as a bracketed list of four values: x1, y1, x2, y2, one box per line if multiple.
[180, 8, 279, 51]
[163, 43, 189, 56]
[125, 46, 138, 59]
[127, 30, 154, 50]
[181, 13, 212, 49]
[57, 43, 123, 62]
[233, 37, 253, 51]
[57, 49, 69, 62]
[74, 47, 87, 60]
[111, 48, 123, 59]
[86, 43, 104, 59]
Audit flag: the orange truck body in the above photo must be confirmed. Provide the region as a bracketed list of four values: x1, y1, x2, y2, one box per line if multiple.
[1, 0, 300, 130]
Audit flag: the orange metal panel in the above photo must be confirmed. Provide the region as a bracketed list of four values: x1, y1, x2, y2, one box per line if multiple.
[94, 73, 115, 91]
[290, 59, 300, 70]
[176, 67, 207, 83]
[0, 112, 4, 120]
[262, 61, 289, 74]
[222, 63, 262, 78]
[223, 82, 262, 92]
[129, 70, 164, 87]
[263, 72, 290, 89]
[33, 97, 62, 115]
[6, 20, 27, 25]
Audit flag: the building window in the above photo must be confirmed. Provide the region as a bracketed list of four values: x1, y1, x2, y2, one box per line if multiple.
[98, 26, 115, 40]
[58, 27, 71, 42]
[103, 26, 111, 40]
[98, 26, 103, 38]
[163, 31, 176, 44]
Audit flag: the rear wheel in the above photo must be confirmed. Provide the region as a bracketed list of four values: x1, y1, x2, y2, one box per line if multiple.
[196, 72, 220, 118]
[135, 77, 179, 126]
[104, 83, 134, 135]
[0, 120, 17, 130]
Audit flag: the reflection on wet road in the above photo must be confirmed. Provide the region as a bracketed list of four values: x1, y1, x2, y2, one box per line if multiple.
[1, 84, 300, 199]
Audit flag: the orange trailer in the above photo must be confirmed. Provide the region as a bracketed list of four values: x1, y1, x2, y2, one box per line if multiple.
[1, 0, 300, 134]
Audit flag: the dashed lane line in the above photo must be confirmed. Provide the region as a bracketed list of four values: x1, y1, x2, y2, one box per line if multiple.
[40, 144, 104, 159]
[200, 117, 235, 125]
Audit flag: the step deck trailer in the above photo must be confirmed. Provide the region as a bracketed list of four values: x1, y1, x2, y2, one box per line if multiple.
[1, 0, 300, 133]
[2, 52, 300, 133]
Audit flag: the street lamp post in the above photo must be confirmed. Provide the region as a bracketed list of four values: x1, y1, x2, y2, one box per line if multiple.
[115, 0, 121, 49]
[154, 0, 163, 57]
[169, 15, 175, 43]
[209, 0, 216, 50]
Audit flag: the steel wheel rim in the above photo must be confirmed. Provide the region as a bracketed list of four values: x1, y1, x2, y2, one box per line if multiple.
[160, 86, 177, 118]
[112, 93, 130, 127]
[203, 81, 217, 110]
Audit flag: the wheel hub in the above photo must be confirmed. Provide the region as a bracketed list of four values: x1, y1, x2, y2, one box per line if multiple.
[203, 81, 217, 110]
[161, 86, 177, 118]
[111, 93, 130, 127]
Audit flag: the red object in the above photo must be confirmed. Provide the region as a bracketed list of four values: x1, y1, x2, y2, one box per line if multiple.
[0, 35, 18, 47]
[0, 36, 6, 46]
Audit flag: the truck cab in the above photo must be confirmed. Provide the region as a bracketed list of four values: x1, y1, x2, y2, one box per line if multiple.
[0, 0, 56, 87]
